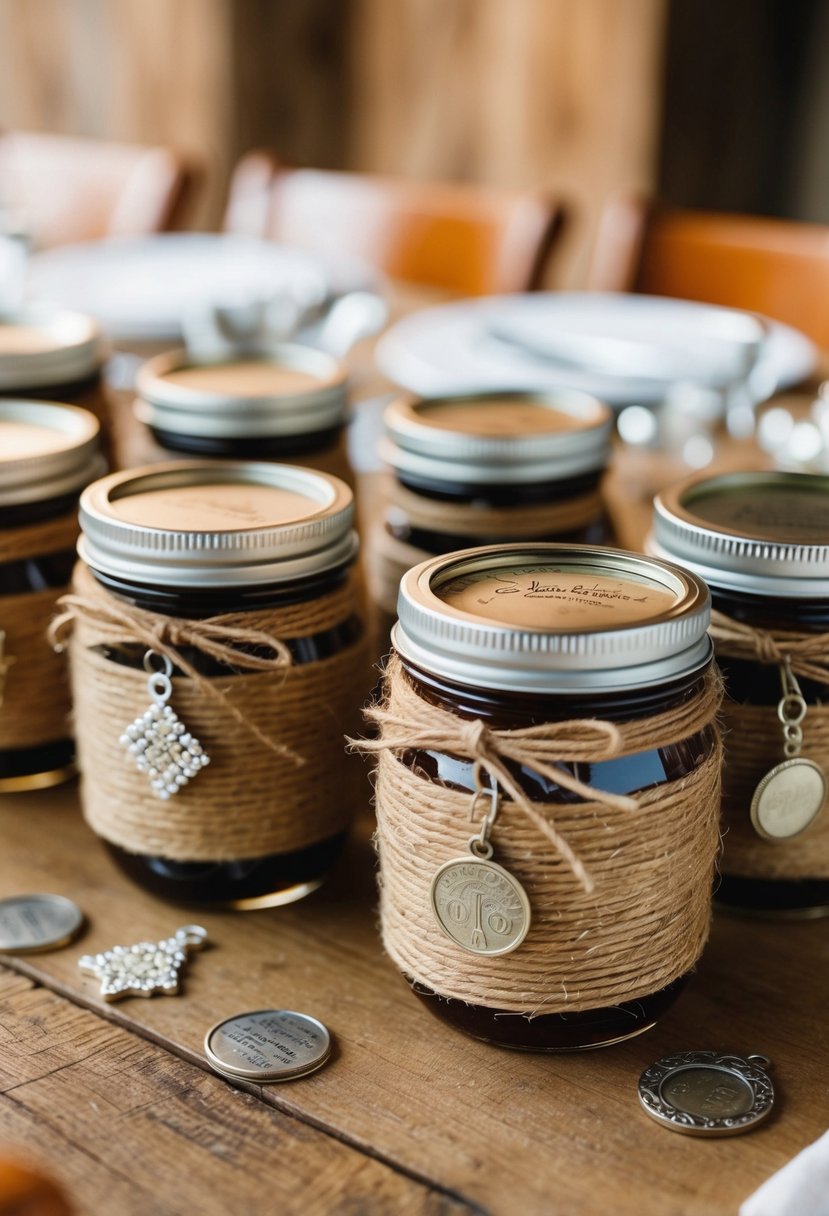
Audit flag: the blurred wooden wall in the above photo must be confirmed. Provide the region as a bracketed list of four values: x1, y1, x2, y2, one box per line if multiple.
[0, 0, 666, 281]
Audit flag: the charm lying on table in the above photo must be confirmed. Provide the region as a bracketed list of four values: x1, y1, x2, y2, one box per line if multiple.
[119, 652, 210, 800]
[638, 1051, 774, 1136]
[0, 894, 84, 954]
[78, 925, 208, 1001]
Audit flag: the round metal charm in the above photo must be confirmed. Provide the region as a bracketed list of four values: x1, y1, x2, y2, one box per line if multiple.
[639, 1052, 774, 1136]
[0, 894, 84, 954]
[430, 855, 531, 956]
[751, 758, 826, 841]
[204, 1010, 332, 1083]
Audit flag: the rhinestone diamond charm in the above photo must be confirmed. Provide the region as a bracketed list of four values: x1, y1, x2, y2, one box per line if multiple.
[79, 925, 208, 1001]
[120, 652, 210, 799]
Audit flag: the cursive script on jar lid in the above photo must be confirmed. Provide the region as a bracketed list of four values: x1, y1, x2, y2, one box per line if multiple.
[394, 543, 711, 694]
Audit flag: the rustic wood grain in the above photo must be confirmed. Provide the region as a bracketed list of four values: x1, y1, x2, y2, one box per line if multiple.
[0, 968, 475, 1216]
[0, 785, 827, 1216]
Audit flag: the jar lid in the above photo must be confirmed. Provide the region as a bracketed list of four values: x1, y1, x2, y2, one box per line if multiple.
[650, 471, 829, 597]
[0, 305, 104, 390]
[382, 390, 612, 485]
[0, 400, 104, 507]
[394, 543, 711, 693]
[135, 344, 348, 440]
[79, 461, 357, 588]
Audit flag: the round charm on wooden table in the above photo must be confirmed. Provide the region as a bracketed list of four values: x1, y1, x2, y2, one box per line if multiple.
[638, 1051, 774, 1136]
[0, 894, 84, 953]
[204, 1009, 332, 1083]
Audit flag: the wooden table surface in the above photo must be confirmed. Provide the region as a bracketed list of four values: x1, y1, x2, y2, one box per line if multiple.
[2, 289, 828, 1216]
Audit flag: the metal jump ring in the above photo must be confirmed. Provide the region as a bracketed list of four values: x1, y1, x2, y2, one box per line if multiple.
[143, 650, 173, 677]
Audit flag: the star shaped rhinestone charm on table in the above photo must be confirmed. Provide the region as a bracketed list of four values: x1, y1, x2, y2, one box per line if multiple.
[78, 925, 207, 1002]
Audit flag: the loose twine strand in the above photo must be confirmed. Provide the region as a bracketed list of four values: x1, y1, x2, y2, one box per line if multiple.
[355, 654, 722, 894]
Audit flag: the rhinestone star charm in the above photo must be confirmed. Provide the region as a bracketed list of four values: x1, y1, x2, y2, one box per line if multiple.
[120, 652, 210, 799]
[78, 925, 208, 1002]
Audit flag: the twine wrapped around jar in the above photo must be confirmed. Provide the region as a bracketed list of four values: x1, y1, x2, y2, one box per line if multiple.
[367, 475, 604, 615]
[51, 562, 370, 861]
[0, 510, 79, 752]
[710, 609, 829, 879]
[357, 655, 723, 1016]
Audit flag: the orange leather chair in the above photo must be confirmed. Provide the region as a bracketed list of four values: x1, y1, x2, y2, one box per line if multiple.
[0, 131, 196, 249]
[593, 201, 829, 348]
[223, 152, 563, 295]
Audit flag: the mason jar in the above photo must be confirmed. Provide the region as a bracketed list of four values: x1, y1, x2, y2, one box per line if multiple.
[68, 460, 367, 908]
[133, 345, 352, 484]
[650, 469, 829, 916]
[0, 306, 109, 442]
[372, 542, 720, 1050]
[369, 390, 614, 625]
[0, 400, 104, 790]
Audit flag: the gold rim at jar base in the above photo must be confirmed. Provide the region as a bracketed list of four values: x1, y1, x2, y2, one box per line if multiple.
[0, 763, 77, 795]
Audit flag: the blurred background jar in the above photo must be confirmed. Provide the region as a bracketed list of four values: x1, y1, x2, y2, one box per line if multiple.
[63, 461, 368, 909]
[650, 469, 829, 916]
[368, 390, 613, 636]
[132, 344, 353, 487]
[0, 400, 104, 791]
[0, 307, 110, 450]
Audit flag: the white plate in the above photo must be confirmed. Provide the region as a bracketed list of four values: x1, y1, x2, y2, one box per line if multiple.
[27, 233, 376, 342]
[375, 292, 817, 404]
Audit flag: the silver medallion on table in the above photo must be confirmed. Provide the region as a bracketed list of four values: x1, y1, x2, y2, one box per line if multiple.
[429, 781, 531, 956]
[751, 661, 826, 841]
[204, 1009, 332, 1083]
[0, 894, 84, 954]
[638, 1051, 774, 1136]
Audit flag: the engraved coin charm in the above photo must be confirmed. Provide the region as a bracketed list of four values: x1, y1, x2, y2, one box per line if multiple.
[204, 1009, 332, 1083]
[120, 651, 210, 799]
[0, 894, 84, 954]
[638, 1051, 774, 1136]
[430, 782, 531, 956]
[751, 660, 826, 841]
[79, 924, 207, 1001]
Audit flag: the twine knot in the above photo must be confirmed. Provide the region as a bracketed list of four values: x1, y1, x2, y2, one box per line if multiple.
[709, 609, 829, 688]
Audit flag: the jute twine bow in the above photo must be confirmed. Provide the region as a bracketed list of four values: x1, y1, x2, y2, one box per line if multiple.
[709, 608, 829, 687]
[49, 564, 301, 765]
[357, 658, 646, 895]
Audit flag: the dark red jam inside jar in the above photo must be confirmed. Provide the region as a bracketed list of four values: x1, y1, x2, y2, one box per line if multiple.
[651, 470, 829, 916]
[386, 543, 715, 1050]
[0, 401, 104, 791]
[134, 345, 352, 482]
[77, 461, 363, 909]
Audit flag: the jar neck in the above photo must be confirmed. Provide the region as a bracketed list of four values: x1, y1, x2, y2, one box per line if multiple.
[397, 653, 712, 727]
[148, 422, 344, 460]
[90, 560, 353, 618]
[395, 467, 602, 507]
[0, 489, 80, 528]
[710, 583, 829, 630]
[4, 368, 102, 400]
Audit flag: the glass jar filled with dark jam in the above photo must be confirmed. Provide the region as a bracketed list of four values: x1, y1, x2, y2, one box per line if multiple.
[0, 306, 110, 442]
[0, 400, 104, 790]
[75, 460, 365, 909]
[651, 470, 829, 917]
[370, 391, 614, 625]
[379, 543, 716, 1050]
[133, 344, 352, 484]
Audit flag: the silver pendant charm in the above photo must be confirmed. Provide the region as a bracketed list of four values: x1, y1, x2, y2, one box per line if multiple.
[751, 660, 826, 840]
[120, 651, 210, 799]
[639, 1051, 774, 1136]
[79, 924, 207, 1001]
[430, 781, 531, 956]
